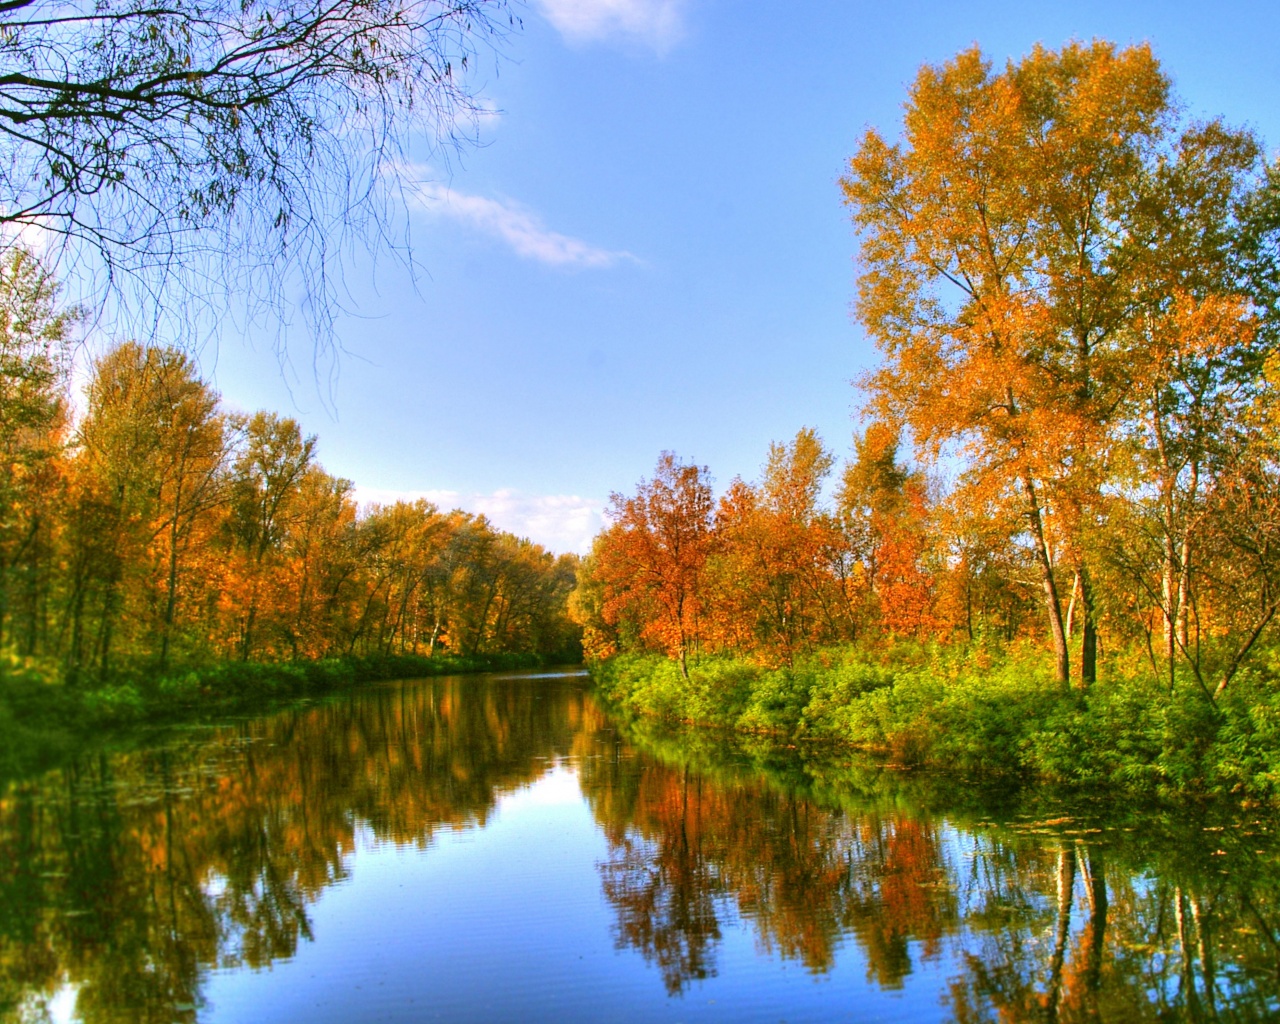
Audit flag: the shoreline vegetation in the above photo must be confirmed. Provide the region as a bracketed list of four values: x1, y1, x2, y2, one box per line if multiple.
[0, 651, 570, 777]
[590, 645, 1280, 804]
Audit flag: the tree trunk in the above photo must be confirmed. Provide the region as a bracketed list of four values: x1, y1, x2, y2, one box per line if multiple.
[1023, 473, 1069, 685]
[159, 506, 182, 671]
[1079, 567, 1097, 689]
[1162, 530, 1178, 689]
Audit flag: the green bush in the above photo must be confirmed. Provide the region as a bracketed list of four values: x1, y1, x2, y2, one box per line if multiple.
[81, 684, 145, 724]
[589, 641, 1280, 801]
[736, 664, 813, 734]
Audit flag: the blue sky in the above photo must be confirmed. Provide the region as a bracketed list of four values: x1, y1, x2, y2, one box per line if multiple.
[205, 0, 1280, 554]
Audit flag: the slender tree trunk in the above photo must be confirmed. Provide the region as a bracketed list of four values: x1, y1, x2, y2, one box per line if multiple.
[159, 501, 182, 671]
[1162, 528, 1178, 689]
[96, 582, 117, 681]
[1177, 527, 1193, 652]
[292, 547, 311, 660]
[470, 584, 497, 656]
[1079, 567, 1097, 689]
[241, 585, 258, 662]
[1023, 473, 1069, 685]
[64, 571, 87, 684]
[1154, 401, 1185, 688]
[0, 547, 9, 652]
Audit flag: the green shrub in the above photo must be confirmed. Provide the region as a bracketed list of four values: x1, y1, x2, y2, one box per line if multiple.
[81, 684, 145, 724]
[587, 641, 1280, 799]
[736, 665, 813, 734]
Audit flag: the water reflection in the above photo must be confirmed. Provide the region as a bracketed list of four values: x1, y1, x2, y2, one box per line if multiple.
[1, 672, 1278, 1023]
[596, 715, 1280, 1022]
[0, 674, 599, 1023]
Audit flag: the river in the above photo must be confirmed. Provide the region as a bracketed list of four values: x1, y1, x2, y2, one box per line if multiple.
[2, 669, 1277, 1022]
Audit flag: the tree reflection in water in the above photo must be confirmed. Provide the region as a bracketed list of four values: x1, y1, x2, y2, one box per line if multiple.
[586, 715, 1280, 1021]
[1, 674, 1279, 1022]
[0, 675, 591, 1023]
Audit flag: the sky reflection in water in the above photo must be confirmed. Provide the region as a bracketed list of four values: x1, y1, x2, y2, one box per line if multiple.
[2, 670, 1278, 1023]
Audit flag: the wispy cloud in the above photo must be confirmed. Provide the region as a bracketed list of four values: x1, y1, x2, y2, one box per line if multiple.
[535, 0, 687, 51]
[412, 182, 635, 269]
[354, 486, 605, 555]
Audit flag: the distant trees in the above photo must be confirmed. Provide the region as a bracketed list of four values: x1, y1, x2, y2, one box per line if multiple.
[0, 327, 579, 681]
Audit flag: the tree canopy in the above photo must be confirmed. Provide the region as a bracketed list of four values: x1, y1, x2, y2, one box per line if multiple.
[576, 41, 1280, 710]
[841, 41, 1280, 687]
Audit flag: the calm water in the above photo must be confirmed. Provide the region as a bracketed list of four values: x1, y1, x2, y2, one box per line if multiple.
[3, 670, 1279, 1023]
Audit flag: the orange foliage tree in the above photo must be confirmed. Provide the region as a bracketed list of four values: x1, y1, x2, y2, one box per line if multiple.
[841, 41, 1273, 687]
[591, 453, 713, 677]
[708, 429, 849, 663]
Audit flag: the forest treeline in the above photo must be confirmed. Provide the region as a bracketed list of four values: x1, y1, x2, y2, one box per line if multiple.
[0, 258, 580, 693]
[572, 42, 1280, 790]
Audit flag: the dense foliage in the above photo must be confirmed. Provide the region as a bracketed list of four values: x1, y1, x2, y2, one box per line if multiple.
[594, 648, 1280, 800]
[0, 261, 581, 701]
[574, 43, 1280, 797]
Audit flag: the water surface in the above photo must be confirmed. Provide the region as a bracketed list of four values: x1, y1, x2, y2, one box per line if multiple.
[2, 670, 1278, 1022]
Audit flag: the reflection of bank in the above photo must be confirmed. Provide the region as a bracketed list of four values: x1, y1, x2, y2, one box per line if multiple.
[3, 673, 1279, 1023]
[0, 673, 598, 1023]
[589, 714, 1280, 1021]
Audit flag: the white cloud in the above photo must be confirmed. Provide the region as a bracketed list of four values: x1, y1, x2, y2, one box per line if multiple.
[411, 182, 635, 269]
[536, 0, 687, 50]
[353, 486, 605, 555]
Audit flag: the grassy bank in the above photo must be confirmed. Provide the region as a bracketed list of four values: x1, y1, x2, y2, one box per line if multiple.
[0, 651, 564, 777]
[590, 645, 1280, 803]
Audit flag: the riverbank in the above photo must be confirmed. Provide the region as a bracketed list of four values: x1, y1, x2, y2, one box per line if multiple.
[590, 646, 1280, 803]
[0, 651, 567, 777]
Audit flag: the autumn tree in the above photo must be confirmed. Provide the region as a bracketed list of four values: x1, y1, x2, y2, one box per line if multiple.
[227, 412, 316, 659]
[594, 453, 713, 678]
[838, 422, 938, 638]
[0, 249, 73, 656]
[1099, 122, 1276, 691]
[842, 41, 1274, 686]
[278, 466, 358, 659]
[66, 342, 227, 678]
[708, 429, 843, 663]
